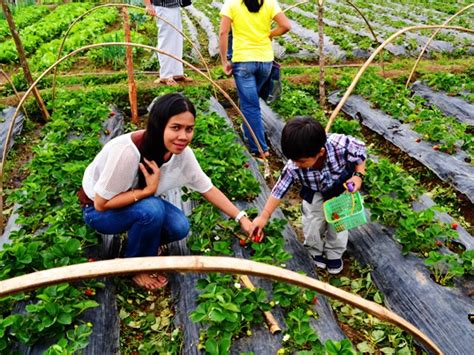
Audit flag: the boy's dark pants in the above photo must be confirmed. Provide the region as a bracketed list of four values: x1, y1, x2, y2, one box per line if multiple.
[302, 192, 348, 260]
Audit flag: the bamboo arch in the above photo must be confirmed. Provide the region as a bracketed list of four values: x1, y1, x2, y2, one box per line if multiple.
[51, 3, 213, 104]
[0, 69, 29, 121]
[0, 41, 271, 234]
[0, 256, 442, 354]
[405, 3, 474, 88]
[325, 24, 473, 132]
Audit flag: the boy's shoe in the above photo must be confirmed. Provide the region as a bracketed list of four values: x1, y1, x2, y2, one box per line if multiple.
[327, 259, 343, 274]
[312, 254, 327, 269]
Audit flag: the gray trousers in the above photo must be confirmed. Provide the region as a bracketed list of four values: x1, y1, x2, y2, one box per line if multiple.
[302, 192, 348, 260]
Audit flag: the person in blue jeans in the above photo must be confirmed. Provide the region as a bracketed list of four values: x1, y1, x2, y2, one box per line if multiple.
[219, 0, 290, 157]
[80, 93, 253, 290]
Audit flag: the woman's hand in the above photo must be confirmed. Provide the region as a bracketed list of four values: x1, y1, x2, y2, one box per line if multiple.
[140, 158, 160, 196]
[145, 5, 156, 16]
[239, 216, 253, 236]
[222, 60, 233, 76]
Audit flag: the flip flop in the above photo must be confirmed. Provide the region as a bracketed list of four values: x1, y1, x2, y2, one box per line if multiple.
[154, 77, 179, 86]
[174, 75, 193, 82]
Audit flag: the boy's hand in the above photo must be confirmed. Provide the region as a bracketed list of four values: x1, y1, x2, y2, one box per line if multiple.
[251, 215, 268, 241]
[345, 175, 362, 192]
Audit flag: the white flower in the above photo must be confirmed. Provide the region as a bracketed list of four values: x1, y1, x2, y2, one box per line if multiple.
[280, 263, 286, 268]
[282, 334, 290, 342]
[234, 282, 241, 289]
[204, 248, 211, 253]
[214, 236, 220, 241]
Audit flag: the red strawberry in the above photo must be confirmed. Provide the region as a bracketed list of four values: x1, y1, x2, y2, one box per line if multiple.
[109, 111, 116, 117]
[435, 240, 443, 247]
[433, 145, 440, 151]
[311, 296, 318, 305]
[451, 223, 458, 230]
[415, 138, 421, 143]
[88, 257, 96, 262]
[332, 212, 340, 220]
[84, 288, 95, 296]
[239, 239, 247, 246]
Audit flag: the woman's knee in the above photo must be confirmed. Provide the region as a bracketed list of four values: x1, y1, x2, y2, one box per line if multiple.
[173, 214, 190, 240]
[135, 197, 165, 224]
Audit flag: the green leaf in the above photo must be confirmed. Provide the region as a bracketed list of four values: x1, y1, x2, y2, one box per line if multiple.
[205, 338, 219, 355]
[57, 312, 72, 325]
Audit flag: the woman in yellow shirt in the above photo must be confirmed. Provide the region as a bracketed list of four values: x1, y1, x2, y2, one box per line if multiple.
[219, 0, 290, 156]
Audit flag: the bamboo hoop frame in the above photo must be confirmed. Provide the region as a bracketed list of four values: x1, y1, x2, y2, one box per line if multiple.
[0, 256, 441, 354]
[0, 41, 271, 235]
[344, 0, 385, 74]
[325, 24, 473, 133]
[51, 3, 214, 105]
[0, 69, 29, 121]
[405, 4, 474, 88]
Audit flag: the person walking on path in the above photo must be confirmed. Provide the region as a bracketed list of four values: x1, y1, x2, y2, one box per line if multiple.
[144, 0, 193, 86]
[219, 0, 290, 157]
[252, 117, 367, 274]
[79, 94, 253, 290]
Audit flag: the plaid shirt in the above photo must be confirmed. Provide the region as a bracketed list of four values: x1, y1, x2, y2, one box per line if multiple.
[271, 134, 366, 199]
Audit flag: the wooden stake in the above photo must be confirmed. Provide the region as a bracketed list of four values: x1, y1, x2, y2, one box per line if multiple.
[121, 7, 138, 124]
[317, 0, 326, 109]
[240, 275, 282, 334]
[0, 0, 49, 121]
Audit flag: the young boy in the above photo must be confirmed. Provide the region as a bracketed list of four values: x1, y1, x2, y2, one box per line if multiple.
[252, 117, 366, 274]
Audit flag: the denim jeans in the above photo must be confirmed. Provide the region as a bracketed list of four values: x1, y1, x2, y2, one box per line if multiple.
[83, 196, 190, 257]
[233, 61, 272, 154]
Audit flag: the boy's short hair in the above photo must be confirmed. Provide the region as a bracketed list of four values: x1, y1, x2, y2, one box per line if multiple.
[281, 116, 327, 160]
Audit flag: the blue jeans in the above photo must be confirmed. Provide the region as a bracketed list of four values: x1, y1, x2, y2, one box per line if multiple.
[233, 61, 272, 154]
[83, 197, 190, 257]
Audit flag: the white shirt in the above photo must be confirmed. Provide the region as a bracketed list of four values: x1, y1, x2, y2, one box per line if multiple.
[82, 133, 213, 200]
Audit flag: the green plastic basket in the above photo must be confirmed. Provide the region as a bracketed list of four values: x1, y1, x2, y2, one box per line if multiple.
[323, 192, 367, 232]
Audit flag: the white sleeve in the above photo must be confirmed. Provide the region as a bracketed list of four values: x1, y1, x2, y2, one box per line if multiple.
[183, 148, 213, 193]
[94, 144, 140, 200]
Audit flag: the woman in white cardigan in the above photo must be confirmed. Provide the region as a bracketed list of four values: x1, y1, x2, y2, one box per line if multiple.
[81, 93, 252, 290]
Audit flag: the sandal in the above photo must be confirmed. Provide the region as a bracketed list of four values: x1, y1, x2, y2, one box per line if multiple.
[155, 77, 179, 86]
[132, 272, 169, 290]
[174, 75, 194, 83]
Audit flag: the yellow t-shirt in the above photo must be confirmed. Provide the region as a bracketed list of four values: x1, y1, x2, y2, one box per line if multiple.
[220, 0, 282, 62]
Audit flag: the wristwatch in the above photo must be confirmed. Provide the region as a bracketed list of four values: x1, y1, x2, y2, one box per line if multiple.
[353, 171, 365, 179]
[235, 210, 248, 223]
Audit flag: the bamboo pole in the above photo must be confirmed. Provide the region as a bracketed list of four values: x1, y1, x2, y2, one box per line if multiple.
[325, 24, 473, 133]
[317, 0, 326, 109]
[405, 4, 474, 88]
[0, 69, 29, 122]
[51, 3, 214, 105]
[0, 256, 442, 354]
[0, 41, 271, 234]
[121, 7, 138, 124]
[240, 274, 282, 334]
[0, 0, 49, 121]
[344, 0, 385, 75]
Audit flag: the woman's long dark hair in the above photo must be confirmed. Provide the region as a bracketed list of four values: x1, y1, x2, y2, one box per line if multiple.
[243, 0, 264, 13]
[137, 93, 196, 188]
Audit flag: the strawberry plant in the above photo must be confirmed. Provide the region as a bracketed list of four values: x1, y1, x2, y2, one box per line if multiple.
[190, 274, 271, 354]
[329, 261, 415, 353]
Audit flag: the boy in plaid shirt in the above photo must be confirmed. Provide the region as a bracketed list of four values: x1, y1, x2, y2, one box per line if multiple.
[252, 117, 366, 274]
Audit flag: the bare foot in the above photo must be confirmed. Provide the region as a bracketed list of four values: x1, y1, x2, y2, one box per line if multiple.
[132, 272, 168, 290]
